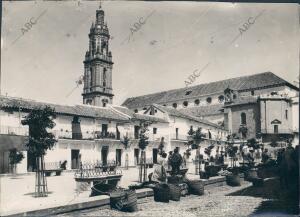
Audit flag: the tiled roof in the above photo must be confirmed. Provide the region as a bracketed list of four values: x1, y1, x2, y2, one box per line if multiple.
[0, 96, 129, 121]
[74, 105, 130, 121]
[179, 104, 224, 117]
[122, 72, 298, 109]
[112, 105, 168, 123]
[153, 104, 223, 129]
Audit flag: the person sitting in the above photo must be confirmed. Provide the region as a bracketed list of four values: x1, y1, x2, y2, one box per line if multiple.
[149, 152, 168, 183]
[60, 160, 67, 170]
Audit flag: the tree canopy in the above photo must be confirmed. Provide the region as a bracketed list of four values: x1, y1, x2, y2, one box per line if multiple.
[138, 121, 151, 150]
[21, 106, 57, 157]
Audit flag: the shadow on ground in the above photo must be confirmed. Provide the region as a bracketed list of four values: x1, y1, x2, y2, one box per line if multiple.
[227, 178, 299, 216]
[24, 191, 54, 196]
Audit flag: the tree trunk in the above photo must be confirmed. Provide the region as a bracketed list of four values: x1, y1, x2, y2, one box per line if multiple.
[35, 156, 48, 197]
[125, 151, 129, 170]
[139, 150, 147, 183]
[143, 151, 147, 182]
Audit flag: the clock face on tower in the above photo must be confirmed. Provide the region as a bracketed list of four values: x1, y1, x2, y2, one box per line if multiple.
[82, 6, 114, 107]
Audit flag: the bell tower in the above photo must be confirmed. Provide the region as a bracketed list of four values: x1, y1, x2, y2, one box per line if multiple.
[82, 4, 113, 107]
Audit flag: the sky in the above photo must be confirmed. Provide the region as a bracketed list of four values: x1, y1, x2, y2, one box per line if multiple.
[1, 1, 299, 106]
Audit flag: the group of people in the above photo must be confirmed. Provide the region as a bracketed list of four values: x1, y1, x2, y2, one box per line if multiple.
[149, 147, 184, 183]
[276, 144, 299, 189]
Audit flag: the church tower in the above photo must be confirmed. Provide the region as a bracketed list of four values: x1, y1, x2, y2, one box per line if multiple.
[82, 5, 113, 107]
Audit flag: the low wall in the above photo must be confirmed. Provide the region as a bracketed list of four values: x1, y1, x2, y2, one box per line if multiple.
[4, 188, 154, 217]
[4, 176, 245, 217]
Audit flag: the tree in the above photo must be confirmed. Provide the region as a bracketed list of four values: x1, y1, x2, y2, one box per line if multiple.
[121, 134, 130, 150]
[9, 148, 24, 174]
[138, 121, 151, 182]
[21, 106, 57, 197]
[121, 135, 130, 169]
[187, 127, 205, 173]
[158, 137, 165, 155]
[226, 134, 239, 170]
[193, 127, 205, 149]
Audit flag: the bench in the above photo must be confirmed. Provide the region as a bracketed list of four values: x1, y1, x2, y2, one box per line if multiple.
[44, 169, 63, 176]
[44, 162, 63, 176]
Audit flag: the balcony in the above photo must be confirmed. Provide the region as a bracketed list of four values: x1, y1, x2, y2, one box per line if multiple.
[52, 130, 119, 141]
[260, 128, 294, 134]
[126, 132, 166, 142]
[171, 134, 188, 141]
[0, 125, 29, 136]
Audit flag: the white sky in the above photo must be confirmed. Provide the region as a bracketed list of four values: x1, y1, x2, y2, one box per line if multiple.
[1, 1, 299, 106]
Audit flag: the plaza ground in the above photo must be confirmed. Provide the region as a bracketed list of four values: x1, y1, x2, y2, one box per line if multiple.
[1, 164, 298, 216]
[57, 178, 299, 217]
[0, 167, 146, 216]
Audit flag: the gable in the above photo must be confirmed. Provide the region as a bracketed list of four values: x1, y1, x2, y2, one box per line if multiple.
[271, 119, 282, 124]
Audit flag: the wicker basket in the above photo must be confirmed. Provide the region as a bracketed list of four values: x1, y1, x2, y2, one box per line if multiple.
[178, 183, 189, 196]
[252, 177, 264, 187]
[110, 189, 138, 212]
[168, 175, 183, 184]
[245, 169, 258, 182]
[226, 174, 241, 186]
[154, 183, 170, 203]
[199, 171, 210, 179]
[168, 184, 181, 201]
[186, 179, 204, 195]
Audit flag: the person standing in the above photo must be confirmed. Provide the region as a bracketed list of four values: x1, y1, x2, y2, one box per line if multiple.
[167, 151, 173, 170]
[170, 147, 183, 175]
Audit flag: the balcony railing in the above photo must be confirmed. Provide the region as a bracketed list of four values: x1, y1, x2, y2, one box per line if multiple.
[171, 134, 188, 141]
[53, 130, 119, 140]
[126, 132, 167, 142]
[261, 128, 294, 134]
[0, 125, 29, 136]
[170, 133, 226, 143]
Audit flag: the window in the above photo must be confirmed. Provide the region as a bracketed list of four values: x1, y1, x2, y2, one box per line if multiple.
[102, 124, 108, 135]
[241, 112, 246, 125]
[251, 90, 255, 96]
[194, 99, 200, 106]
[185, 90, 192, 95]
[153, 128, 157, 134]
[218, 95, 224, 103]
[274, 125, 278, 134]
[285, 110, 288, 119]
[134, 126, 140, 139]
[90, 67, 93, 87]
[175, 128, 179, 139]
[172, 103, 177, 109]
[183, 101, 188, 107]
[102, 99, 108, 107]
[86, 99, 92, 105]
[233, 94, 237, 99]
[206, 97, 212, 104]
[103, 68, 107, 87]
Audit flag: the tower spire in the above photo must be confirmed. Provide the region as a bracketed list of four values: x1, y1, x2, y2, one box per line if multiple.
[82, 5, 114, 107]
